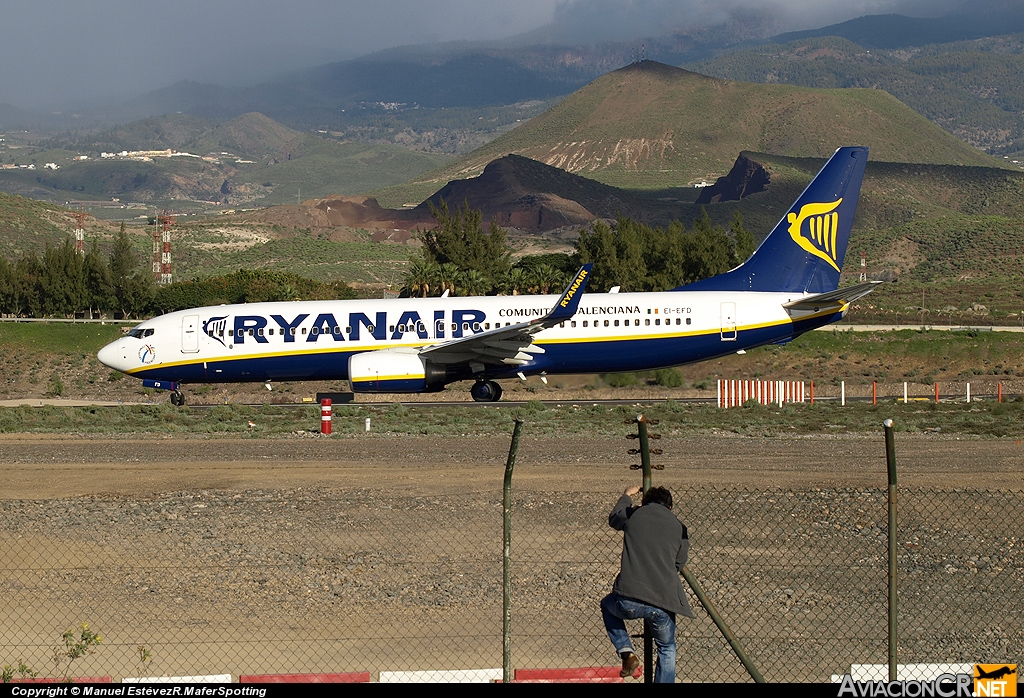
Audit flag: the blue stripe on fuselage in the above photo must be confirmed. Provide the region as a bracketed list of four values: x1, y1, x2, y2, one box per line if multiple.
[127, 312, 841, 385]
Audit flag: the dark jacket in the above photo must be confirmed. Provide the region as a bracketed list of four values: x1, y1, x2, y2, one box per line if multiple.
[609, 494, 693, 617]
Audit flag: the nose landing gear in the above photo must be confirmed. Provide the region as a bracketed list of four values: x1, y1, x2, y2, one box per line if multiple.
[170, 391, 186, 406]
[470, 380, 503, 402]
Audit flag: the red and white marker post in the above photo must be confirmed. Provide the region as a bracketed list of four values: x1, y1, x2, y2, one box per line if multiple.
[320, 398, 332, 435]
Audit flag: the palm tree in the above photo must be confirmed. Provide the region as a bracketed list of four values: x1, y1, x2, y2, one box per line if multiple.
[438, 263, 461, 296]
[459, 269, 491, 297]
[404, 258, 440, 297]
[505, 267, 528, 296]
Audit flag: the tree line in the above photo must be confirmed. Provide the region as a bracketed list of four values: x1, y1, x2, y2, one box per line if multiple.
[0, 225, 356, 319]
[2, 201, 756, 318]
[402, 201, 756, 297]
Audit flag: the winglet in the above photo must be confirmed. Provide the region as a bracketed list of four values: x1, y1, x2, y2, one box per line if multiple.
[547, 264, 593, 323]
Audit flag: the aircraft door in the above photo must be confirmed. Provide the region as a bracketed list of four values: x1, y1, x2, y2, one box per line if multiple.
[182, 314, 200, 353]
[720, 302, 737, 341]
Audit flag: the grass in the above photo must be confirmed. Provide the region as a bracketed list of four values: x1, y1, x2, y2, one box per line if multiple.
[0, 323, 125, 354]
[1, 400, 1023, 437]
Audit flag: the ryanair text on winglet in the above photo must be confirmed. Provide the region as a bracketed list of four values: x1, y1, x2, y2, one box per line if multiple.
[559, 268, 589, 308]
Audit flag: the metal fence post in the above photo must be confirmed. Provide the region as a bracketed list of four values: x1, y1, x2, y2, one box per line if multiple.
[884, 418, 898, 681]
[503, 418, 523, 684]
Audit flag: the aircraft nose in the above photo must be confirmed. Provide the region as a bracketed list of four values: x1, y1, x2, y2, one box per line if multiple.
[97, 341, 130, 372]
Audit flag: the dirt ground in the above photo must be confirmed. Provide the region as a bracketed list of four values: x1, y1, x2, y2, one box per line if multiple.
[1, 434, 1021, 682]
[2, 433, 1024, 498]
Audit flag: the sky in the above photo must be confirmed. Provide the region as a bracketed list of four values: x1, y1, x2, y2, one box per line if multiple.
[0, 0, 967, 111]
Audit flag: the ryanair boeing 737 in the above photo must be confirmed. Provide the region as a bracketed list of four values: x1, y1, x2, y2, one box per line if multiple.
[98, 147, 879, 404]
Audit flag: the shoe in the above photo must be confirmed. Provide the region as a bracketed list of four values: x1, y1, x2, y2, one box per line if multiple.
[619, 651, 640, 678]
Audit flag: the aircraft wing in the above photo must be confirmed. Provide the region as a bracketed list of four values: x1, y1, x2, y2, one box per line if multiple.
[420, 265, 593, 367]
[783, 280, 884, 320]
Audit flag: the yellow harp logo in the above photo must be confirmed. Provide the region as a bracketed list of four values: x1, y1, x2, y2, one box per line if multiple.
[787, 199, 843, 272]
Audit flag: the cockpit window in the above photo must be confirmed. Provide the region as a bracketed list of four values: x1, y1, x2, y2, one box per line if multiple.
[126, 328, 155, 339]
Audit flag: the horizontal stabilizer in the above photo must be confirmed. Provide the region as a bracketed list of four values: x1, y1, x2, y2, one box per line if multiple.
[783, 281, 883, 320]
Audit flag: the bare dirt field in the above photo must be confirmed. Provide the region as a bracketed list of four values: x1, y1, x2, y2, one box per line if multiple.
[1, 434, 1021, 682]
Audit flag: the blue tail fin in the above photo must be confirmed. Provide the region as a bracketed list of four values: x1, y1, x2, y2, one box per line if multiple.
[677, 146, 868, 294]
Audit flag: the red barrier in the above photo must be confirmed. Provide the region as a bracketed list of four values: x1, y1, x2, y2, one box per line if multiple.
[717, 380, 805, 408]
[14, 678, 112, 683]
[320, 398, 332, 435]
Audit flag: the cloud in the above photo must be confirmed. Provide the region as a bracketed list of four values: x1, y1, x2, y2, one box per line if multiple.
[0, 0, 973, 111]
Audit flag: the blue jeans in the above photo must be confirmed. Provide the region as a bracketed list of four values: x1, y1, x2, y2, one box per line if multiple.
[601, 592, 677, 683]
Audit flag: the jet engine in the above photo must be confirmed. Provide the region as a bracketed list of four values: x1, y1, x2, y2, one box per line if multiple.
[348, 348, 446, 393]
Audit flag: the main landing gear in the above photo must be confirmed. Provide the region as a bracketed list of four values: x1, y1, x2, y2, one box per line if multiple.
[470, 380, 503, 403]
[170, 391, 186, 406]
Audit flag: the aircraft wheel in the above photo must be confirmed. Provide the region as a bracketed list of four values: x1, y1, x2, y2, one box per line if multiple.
[470, 380, 502, 402]
[170, 391, 185, 406]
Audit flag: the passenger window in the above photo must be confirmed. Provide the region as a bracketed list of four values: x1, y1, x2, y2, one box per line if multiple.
[583, 321, 588, 327]
[334, 327, 342, 335]
[398, 324, 406, 333]
[248, 329, 254, 336]
[290, 327, 296, 335]
[635, 319, 640, 326]
[463, 323, 470, 331]
[346, 326, 352, 334]
[311, 327, 318, 335]
[686, 318, 692, 325]
[614, 320, 619, 327]
[485, 323, 491, 330]
[228, 329, 234, 337]
[655, 319, 660, 326]
[417, 322, 425, 332]
[473, 323, 480, 331]
[645, 319, 650, 326]
[302, 327, 307, 335]
[571, 321, 576, 328]
[389, 325, 395, 333]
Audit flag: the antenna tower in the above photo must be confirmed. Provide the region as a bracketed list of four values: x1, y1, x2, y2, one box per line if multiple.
[72, 211, 87, 256]
[859, 250, 867, 281]
[153, 210, 175, 285]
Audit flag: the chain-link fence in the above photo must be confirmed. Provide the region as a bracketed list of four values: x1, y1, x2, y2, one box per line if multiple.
[2, 483, 1021, 682]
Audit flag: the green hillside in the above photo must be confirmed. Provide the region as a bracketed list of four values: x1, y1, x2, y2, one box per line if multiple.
[690, 34, 1024, 155]
[0, 193, 76, 259]
[0, 112, 451, 208]
[391, 61, 1005, 199]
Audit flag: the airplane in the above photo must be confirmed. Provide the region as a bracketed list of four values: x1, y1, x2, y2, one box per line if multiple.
[98, 146, 879, 405]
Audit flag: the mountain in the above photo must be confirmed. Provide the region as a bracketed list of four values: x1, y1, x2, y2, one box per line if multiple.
[389, 60, 1005, 199]
[0, 103, 38, 130]
[771, 4, 1024, 49]
[690, 34, 1024, 154]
